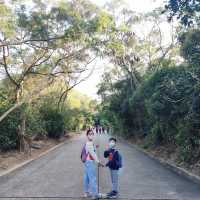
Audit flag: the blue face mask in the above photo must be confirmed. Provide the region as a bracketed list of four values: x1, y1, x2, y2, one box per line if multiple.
[109, 141, 115, 148]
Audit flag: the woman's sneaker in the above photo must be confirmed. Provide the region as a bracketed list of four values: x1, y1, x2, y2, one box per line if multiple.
[107, 191, 118, 198]
[82, 192, 92, 198]
[91, 197, 98, 200]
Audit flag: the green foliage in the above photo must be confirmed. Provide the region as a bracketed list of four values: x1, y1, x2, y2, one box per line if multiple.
[94, 11, 115, 32]
[133, 65, 199, 148]
[0, 78, 93, 149]
[63, 108, 92, 131]
[40, 106, 65, 139]
[98, 64, 200, 164]
[165, 0, 200, 27]
[0, 4, 15, 37]
[0, 0, 112, 149]
[179, 29, 200, 66]
[38, 89, 94, 138]
[0, 98, 46, 150]
[25, 106, 46, 136]
[0, 101, 21, 150]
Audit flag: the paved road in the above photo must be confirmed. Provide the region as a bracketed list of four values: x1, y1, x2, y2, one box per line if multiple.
[0, 134, 200, 200]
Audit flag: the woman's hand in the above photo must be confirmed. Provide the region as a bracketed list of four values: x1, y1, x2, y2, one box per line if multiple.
[98, 162, 105, 167]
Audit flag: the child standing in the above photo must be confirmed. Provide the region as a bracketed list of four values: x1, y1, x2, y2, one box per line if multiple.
[104, 137, 122, 198]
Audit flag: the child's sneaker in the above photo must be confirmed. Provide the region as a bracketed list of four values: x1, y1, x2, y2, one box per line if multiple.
[107, 191, 118, 198]
[91, 193, 103, 200]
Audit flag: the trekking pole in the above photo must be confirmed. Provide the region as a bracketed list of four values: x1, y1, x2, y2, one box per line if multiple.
[97, 164, 100, 200]
[96, 133, 100, 200]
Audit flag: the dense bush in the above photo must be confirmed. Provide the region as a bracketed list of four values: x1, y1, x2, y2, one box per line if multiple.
[25, 106, 46, 137]
[0, 100, 22, 150]
[40, 106, 65, 139]
[0, 90, 93, 150]
[179, 29, 200, 66]
[64, 108, 85, 131]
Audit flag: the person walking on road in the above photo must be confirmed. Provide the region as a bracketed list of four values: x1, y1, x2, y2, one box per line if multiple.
[81, 129, 104, 200]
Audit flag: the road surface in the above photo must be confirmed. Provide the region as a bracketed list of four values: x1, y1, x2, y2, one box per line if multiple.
[0, 133, 200, 200]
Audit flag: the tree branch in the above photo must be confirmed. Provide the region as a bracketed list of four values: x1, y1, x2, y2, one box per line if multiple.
[57, 57, 97, 109]
[0, 33, 83, 48]
[2, 46, 20, 88]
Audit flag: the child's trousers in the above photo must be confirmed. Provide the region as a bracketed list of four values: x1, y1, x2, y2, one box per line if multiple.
[110, 169, 119, 192]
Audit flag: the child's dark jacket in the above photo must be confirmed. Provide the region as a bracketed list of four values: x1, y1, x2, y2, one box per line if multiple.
[104, 148, 120, 170]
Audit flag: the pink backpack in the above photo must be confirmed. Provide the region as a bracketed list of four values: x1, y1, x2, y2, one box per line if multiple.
[81, 144, 87, 163]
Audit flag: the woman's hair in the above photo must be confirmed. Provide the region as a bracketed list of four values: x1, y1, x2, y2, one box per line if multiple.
[86, 129, 93, 136]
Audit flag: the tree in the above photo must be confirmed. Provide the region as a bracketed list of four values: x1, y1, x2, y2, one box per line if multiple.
[0, 0, 117, 122]
[179, 29, 200, 66]
[165, 0, 200, 27]
[0, 0, 121, 150]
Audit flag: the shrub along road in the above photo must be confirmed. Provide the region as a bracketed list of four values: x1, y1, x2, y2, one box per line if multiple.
[0, 134, 200, 200]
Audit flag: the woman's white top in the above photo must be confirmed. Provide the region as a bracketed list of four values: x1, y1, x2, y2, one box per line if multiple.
[85, 141, 99, 163]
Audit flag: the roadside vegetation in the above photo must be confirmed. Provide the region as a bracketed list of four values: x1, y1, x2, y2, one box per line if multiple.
[97, 0, 200, 168]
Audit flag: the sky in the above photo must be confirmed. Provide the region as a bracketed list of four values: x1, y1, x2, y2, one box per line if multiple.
[76, 0, 165, 99]
[95, 0, 164, 12]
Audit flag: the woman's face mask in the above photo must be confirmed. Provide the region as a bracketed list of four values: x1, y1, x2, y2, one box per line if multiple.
[109, 141, 116, 148]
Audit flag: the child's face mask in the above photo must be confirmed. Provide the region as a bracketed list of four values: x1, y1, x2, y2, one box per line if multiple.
[109, 141, 116, 148]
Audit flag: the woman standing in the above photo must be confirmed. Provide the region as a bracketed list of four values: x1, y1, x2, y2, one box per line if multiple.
[81, 129, 104, 200]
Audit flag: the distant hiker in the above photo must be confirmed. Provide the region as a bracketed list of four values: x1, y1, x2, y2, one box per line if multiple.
[81, 129, 104, 199]
[104, 137, 122, 198]
[102, 127, 105, 134]
[95, 126, 98, 134]
[107, 127, 110, 134]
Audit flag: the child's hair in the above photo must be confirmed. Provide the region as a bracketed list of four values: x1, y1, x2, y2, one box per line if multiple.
[109, 137, 117, 142]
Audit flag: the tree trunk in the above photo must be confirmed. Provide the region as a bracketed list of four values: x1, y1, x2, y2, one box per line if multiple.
[16, 112, 26, 152]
